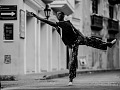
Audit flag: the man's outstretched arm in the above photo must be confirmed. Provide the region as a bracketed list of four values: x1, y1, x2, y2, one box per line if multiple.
[29, 12, 57, 27]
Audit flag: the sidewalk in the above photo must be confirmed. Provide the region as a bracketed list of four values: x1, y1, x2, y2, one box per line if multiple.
[1, 68, 120, 89]
[43, 69, 120, 80]
[1, 69, 120, 90]
[10, 68, 120, 81]
[1, 69, 120, 81]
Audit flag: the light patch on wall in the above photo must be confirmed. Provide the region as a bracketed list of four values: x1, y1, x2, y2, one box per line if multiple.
[78, 56, 87, 68]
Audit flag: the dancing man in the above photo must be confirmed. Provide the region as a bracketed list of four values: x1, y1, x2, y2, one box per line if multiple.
[29, 11, 116, 86]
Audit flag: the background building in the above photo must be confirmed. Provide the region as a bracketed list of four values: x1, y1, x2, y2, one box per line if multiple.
[0, 0, 120, 75]
[78, 0, 120, 70]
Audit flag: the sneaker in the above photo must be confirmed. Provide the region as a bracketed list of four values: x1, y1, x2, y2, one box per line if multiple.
[108, 39, 117, 48]
[68, 82, 73, 86]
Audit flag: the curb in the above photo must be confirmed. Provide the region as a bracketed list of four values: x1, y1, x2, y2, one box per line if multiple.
[1, 69, 120, 81]
[40, 72, 69, 80]
[43, 69, 120, 80]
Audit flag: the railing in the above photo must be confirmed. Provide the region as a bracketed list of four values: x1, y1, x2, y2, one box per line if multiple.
[108, 19, 119, 34]
[108, 0, 120, 5]
[91, 14, 103, 31]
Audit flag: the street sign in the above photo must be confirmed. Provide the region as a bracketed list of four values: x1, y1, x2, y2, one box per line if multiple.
[0, 5, 17, 20]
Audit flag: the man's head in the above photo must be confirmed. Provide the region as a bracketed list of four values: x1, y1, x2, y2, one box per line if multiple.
[56, 11, 65, 21]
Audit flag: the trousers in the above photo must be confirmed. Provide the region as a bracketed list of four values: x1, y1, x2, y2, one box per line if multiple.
[68, 35, 108, 81]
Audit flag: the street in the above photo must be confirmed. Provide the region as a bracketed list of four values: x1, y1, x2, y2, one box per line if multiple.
[1, 71, 120, 90]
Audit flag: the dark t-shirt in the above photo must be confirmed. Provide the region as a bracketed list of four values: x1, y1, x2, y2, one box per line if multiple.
[56, 20, 78, 46]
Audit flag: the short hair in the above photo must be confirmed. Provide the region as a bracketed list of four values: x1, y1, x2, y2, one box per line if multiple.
[57, 11, 65, 16]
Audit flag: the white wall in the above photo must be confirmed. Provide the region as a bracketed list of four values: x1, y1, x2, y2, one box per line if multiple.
[52, 29, 59, 71]
[0, 0, 22, 75]
[40, 23, 48, 72]
[67, 0, 75, 8]
[0, 0, 72, 75]
[26, 16, 36, 73]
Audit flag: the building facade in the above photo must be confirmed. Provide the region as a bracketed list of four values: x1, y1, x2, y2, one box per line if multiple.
[78, 0, 120, 70]
[0, 0, 120, 75]
[0, 0, 81, 75]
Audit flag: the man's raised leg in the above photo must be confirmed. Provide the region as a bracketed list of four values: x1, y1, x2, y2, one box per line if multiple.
[85, 36, 117, 50]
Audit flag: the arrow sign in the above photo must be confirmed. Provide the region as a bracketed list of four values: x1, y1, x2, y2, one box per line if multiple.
[1, 12, 15, 16]
[0, 5, 17, 20]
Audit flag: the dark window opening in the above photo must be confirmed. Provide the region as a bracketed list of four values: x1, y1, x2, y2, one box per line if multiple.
[92, 0, 98, 14]
[109, 5, 114, 19]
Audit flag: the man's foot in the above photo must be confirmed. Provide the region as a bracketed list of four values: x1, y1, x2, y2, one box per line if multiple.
[68, 82, 73, 86]
[107, 39, 117, 48]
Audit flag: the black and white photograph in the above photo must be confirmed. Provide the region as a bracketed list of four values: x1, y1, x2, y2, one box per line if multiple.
[0, 0, 120, 90]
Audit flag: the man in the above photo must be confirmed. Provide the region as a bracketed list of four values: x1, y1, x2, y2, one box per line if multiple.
[29, 11, 116, 86]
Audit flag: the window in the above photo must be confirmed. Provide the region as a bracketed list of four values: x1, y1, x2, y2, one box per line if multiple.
[92, 0, 98, 14]
[109, 5, 114, 19]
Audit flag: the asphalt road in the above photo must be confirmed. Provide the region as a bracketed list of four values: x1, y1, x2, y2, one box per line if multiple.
[1, 71, 120, 90]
